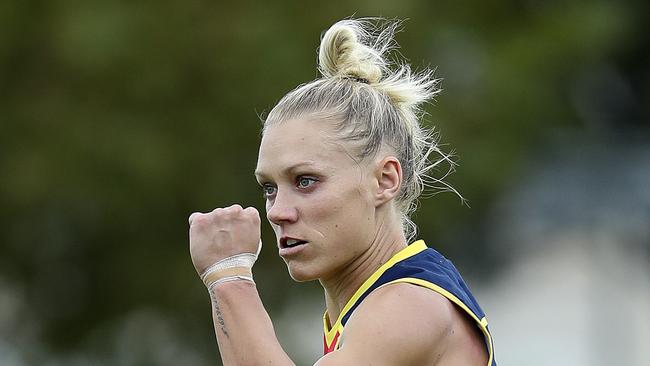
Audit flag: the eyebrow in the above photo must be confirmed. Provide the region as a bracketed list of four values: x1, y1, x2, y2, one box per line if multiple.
[254, 161, 321, 181]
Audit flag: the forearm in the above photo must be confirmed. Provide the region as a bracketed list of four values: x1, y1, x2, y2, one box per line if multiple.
[209, 280, 295, 366]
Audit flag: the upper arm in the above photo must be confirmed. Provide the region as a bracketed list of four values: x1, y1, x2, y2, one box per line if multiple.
[314, 283, 456, 366]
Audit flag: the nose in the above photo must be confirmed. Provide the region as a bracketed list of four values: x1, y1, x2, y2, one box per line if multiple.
[266, 189, 299, 225]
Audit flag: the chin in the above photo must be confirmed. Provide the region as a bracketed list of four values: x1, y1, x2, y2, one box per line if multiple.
[286, 263, 321, 282]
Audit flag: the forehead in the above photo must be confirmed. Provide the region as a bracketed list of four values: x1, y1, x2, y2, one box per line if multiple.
[255, 117, 352, 177]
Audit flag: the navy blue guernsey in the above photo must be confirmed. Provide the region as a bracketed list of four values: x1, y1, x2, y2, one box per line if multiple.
[323, 240, 496, 365]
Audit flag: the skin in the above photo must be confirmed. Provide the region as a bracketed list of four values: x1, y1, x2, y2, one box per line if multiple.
[188, 116, 488, 365]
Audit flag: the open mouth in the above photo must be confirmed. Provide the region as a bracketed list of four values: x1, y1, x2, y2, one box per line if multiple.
[281, 238, 308, 248]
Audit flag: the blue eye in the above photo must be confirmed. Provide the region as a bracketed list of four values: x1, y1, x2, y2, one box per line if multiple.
[262, 184, 277, 198]
[297, 177, 317, 189]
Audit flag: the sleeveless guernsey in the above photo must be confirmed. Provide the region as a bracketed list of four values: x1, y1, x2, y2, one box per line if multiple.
[322, 240, 496, 365]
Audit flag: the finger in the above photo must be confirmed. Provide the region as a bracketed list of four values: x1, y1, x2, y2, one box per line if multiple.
[188, 212, 203, 226]
[243, 206, 260, 218]
[223, 204, 243, 212]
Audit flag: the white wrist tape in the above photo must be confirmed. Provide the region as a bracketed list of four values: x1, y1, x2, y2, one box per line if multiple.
[199, 240, 262, 290]
[207, 275, 255, 292]
[199, 253, 257, 282]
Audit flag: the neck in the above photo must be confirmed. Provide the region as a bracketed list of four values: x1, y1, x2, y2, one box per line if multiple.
[320, 217, 407, 328]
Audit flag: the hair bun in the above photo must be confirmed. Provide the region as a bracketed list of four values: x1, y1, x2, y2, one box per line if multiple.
[265, 18, 456, 240]
[318, 19, 386, 85]
[317, 19, 438, 112]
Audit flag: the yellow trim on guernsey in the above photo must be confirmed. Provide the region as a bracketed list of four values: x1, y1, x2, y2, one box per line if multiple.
[384, 277, 494, 366]
[322, 240, 494, 366]
[323, 241, 428, 347]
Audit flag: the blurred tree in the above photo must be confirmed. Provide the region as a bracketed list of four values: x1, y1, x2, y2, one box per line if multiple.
[0, 0, 647, 364]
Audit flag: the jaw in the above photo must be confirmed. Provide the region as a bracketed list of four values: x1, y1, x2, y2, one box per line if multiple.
[286, 262, 319, 282]
[283, 254, 328, 282]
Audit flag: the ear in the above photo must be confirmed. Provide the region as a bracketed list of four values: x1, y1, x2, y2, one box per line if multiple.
[374, 156, 402, 206]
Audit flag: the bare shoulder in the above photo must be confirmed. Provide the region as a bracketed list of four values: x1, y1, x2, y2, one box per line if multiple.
[316, 282, 487, 366]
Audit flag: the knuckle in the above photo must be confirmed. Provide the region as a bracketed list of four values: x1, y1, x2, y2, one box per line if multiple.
[244, 207, 260, 221]
[197, 215, 211, 225]
[188, 212, 204, 225]
[224, 204, 242, 211]
[221, 204, 244, 218]
[211, 207, 227, 219]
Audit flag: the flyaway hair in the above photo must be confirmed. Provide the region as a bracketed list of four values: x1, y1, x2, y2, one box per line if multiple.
[265, 18, 463, 240]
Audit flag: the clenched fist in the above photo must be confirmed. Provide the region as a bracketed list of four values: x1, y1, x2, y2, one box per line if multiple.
[188, 204, 262, 275]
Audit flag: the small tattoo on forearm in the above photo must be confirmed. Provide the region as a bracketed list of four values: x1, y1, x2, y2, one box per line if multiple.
[213, 298, 229, 338]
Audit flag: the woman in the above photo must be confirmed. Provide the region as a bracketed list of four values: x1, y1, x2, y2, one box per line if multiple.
[189, 18, 496, 365]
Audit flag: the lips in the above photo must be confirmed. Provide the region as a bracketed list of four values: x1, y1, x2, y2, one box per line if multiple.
[279, 237, 308, 249]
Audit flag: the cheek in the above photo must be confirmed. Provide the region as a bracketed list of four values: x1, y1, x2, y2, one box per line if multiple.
[307, 183, 373, 235]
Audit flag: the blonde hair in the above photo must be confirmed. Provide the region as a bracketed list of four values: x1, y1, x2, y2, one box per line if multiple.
[264, 18, 462, 240]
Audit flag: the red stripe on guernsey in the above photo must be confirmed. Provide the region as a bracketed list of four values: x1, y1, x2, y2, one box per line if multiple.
[323, 331, 340, 355]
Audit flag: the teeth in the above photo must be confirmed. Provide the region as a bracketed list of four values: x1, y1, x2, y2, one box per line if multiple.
[286, 239, 302, 247]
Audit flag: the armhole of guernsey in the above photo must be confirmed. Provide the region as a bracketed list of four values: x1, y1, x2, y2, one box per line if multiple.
[378, 278, 495, 366]
[322, 240, 495, 366]
[323, 241, 429, 354]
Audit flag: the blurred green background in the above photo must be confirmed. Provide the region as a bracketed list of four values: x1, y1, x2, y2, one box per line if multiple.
[1, 1, 648, 365]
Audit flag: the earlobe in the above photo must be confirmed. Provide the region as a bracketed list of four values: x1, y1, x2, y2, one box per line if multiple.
[375, 156, 402, 206]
